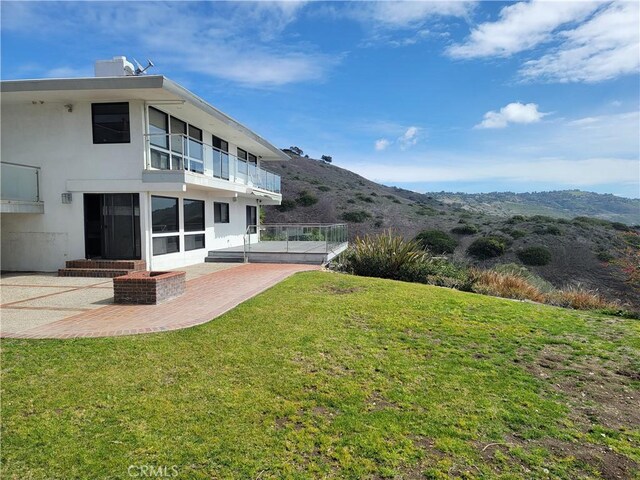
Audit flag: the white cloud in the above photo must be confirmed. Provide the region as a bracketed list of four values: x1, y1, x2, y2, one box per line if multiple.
[475, 102, 547, 129]
[447, 1, 599, 58]
[520, 2, 640, 83]
[448, 1, 639, 84]
[358, 1, 474, 29]
[2, 2, 339, 88]
[375, 138, 391, 151]
[399, 126, 420, 148]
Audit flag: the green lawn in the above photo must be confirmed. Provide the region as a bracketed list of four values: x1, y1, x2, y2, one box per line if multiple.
[2, 271, 639, 479]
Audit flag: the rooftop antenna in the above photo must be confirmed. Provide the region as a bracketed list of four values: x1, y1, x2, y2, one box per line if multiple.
[133, 58, 155, 75]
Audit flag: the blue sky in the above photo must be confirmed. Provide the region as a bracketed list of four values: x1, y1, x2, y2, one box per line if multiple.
[2, 1, 639, 197]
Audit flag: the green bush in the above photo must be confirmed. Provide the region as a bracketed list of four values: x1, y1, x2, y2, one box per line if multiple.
[508, 229, 526, 239]
[338, 231, 470, 288]
[317, 185, 331, 192]
[596, 250, 614, 262]
[296, 190, 318, 207]
[467, 236, 507, 260]
[611, 222, 630, 232]
[275, 199, 297, 212]
[517, 246, 552, 266]
[533, 225, 562, 235]
[339, 232, 430, 282]
[414, 230, 458, 254]
[451, 224, 478, 235]
[341, 210, 372, 223]
[355, 193, 375, 203]
[507, 215, 526, 224]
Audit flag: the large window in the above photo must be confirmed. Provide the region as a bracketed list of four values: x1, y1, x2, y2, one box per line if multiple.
[214, 202, 230, 223]
[212, 135, 230, 180]
[151, 196, 178, 233]
[151, 196, 179, 255]
[184, 199, 205, 251]
[92, 103, 130, 144]
[148, 107, 203, 172]
[246, 205, 257, 233]
[183, 199, 205, 231]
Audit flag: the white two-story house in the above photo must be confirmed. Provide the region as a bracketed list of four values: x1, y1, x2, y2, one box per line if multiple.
[1, 57, 288, 272]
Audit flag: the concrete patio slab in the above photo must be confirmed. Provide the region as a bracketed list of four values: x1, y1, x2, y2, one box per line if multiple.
[0, 308, 86, 334]
[0, 273, 111, 288]
[1, 263, 319, 339]
[1, 285, 74, 304]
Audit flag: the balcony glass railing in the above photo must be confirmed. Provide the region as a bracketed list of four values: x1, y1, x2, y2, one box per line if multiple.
[1, 162, 41, 202]
[144, 133, 281, 194]
[248, 223, 348, 254]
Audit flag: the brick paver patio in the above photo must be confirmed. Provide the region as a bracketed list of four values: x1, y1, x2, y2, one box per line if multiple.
[1, 263, 319, 339]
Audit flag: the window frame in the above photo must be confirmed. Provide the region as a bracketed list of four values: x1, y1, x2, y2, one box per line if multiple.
[92, 102, 131, 144]
[214, 202, 230, 224]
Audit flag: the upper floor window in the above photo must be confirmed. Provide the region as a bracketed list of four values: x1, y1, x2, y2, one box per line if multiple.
[212, 135, 228, 153]
[237, 148, 247, 161]
[92, 102, 130, 144]
[248, 153, 257, 165]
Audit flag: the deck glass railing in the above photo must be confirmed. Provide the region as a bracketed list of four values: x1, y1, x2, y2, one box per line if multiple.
[246, 223, 348, 254]
[1, 162, 41, 202]
[144, 133, 281, 194]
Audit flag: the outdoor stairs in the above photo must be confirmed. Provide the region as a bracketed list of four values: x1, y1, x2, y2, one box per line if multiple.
[204, 251, 246, 263]
[58, 259, 147, 278]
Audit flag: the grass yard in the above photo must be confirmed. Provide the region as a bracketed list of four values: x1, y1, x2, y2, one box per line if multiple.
[1, 271, 639, 479]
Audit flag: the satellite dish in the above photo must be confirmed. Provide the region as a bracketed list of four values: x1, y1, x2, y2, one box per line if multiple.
[132, 58, 155, 75]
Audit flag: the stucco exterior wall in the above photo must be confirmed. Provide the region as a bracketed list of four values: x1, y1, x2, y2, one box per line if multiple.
[1, 99, 269, 271]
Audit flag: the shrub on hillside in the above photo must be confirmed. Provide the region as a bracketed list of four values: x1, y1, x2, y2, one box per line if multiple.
[451, 224, 478, 235]
[341, 210, 372, 223]
[533, 225, 562, 235]
[493, 263, 554, 293]
[338, 232, 431, 282]
[317, 185, 331, 192]
[414, 230, 458, 254]
[337, 231, 470, 288]
[467, 236, 508, 260]
[275, 199, 297, 212]
[517, 246, 552, 266]
[507, 215, 526, 224]
[296, 190, 318, 207]
[470, 269, 546, 303]
[548, 285, 620, 311]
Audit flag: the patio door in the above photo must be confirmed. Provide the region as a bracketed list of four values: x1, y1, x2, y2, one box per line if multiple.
[84, 193, 141, 259]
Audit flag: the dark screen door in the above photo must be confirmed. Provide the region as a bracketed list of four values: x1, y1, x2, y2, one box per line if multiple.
[84, 193, 141, 259]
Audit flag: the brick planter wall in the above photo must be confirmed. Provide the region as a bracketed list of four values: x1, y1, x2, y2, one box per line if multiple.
[113, 271, 186, 305]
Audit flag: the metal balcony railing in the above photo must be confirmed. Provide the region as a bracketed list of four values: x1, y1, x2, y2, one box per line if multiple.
[244, 223, 348, 258]
[1, 162, 41, 202]
[144, 133, 281, 194]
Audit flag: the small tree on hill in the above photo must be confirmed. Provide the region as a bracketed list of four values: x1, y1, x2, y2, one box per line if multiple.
[321, 155, 332, 163]
[289, 146, 303, 156]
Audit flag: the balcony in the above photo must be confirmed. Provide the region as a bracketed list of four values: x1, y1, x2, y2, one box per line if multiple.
[1, 162, 44, 213]
[206, 224, 349, 264]
[144, 134, 281, 195]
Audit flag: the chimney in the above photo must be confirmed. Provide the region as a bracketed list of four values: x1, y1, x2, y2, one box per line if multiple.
[94, 56, 135, 77]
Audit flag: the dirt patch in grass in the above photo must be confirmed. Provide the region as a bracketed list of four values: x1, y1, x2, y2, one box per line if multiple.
[479, 435, 639, 480]
[527, 344, 640, 431]
[320, 285, 365, 295]
[366, 391, 399, 411]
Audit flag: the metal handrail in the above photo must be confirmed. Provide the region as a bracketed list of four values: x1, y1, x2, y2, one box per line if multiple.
[143, 133, 281, 193]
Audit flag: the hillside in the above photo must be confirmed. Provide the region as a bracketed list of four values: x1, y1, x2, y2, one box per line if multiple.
[430, 190, 640, 225]
[264, 154, 640, 307]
